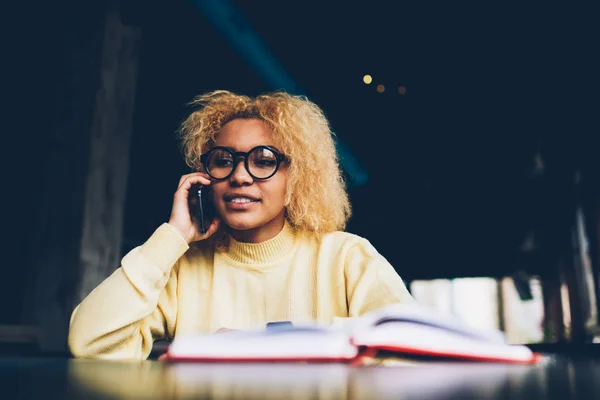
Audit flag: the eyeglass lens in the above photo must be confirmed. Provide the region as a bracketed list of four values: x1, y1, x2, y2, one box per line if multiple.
[206, 147, 279, 179]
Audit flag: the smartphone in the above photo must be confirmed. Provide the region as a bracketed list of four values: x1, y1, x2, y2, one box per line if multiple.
[191, 184, 215, 234]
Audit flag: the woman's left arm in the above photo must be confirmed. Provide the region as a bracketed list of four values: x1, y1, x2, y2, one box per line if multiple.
[344, 238, 417, 317]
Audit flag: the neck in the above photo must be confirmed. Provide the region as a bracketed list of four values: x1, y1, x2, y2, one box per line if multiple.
[228, 214, 286, 244]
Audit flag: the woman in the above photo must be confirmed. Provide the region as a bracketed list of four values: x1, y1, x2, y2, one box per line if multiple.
[68, 90, 415, 360]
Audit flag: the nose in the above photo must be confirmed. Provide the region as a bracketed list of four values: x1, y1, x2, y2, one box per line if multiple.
[229, 158, 253, 185]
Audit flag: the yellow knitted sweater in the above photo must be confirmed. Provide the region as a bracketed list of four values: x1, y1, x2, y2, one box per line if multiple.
[68, 221, 415, 359]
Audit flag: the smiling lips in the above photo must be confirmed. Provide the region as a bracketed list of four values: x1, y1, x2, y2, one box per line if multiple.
[225, 196, 260, 210]
[229, 198, 257, 203]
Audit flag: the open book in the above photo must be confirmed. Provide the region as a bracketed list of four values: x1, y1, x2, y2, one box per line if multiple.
[163, 304, 540, 364]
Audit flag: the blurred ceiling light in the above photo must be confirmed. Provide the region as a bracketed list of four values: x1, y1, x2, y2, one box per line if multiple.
[363, 74, 373, 84]
[398, 86, 407, 95]
[376, 84, 385, 93]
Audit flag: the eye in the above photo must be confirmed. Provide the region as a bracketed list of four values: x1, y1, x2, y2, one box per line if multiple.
[250, 149, 277, 169]
[213, 158, 233, 168]
[255, 158, 277, 167]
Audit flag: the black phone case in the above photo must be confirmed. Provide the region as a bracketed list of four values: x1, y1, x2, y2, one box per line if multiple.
[196, 186, 208, 234]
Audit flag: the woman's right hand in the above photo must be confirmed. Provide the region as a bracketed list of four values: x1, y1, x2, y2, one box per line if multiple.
[168, 173, 221, 244]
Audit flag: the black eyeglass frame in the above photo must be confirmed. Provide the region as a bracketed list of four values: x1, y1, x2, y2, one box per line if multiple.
[200, 145, 289, 181]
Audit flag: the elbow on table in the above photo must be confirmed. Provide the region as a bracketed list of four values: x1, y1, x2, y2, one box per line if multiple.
[68, 328, 147, 360]
[68, 330, 97, 359]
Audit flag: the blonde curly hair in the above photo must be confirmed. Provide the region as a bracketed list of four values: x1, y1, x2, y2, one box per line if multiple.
[178, 90, 351, 234]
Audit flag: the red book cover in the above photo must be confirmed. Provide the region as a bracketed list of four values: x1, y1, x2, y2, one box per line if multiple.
[162, 304, 541, 365]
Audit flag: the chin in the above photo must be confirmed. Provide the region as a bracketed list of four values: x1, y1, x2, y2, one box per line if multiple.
[223, 216, 261, 231]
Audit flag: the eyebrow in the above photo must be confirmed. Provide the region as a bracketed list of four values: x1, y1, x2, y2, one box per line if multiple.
[220, 145, 282, 153]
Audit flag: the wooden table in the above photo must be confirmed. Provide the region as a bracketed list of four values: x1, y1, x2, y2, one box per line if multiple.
[1, 354, 599, 399]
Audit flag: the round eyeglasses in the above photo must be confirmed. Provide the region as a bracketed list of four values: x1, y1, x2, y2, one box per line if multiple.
[200, 145, 289, 180]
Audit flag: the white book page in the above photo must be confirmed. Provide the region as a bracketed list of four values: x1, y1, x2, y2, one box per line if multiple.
[168, 326, 357, 360]
[353, 322, 534, 362]
[351, 303, 507, 344]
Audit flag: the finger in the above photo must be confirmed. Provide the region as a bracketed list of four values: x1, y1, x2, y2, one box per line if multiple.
[175, 175, 212, 197]
[177, 172, 211, 189]
[204, 216, 222, 237]
[193, 216, 220, 240]
[177, 173, 210, 190]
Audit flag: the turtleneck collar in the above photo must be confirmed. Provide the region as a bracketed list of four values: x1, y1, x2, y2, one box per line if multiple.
[223, 220, 297, 267]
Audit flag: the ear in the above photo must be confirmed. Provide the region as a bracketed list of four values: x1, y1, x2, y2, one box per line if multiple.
[284, 181, 293, 207]
[284, 193, 291, 207]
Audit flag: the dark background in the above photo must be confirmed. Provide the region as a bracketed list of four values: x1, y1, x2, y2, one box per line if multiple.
[2, 1, 599, 325]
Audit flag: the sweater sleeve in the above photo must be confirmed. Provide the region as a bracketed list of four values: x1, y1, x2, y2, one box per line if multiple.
[344, 238, 416, 317]
[68, 223, 189, 360]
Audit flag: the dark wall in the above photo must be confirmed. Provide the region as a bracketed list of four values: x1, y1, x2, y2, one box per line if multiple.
[2, 1, 76, 323]
[2, 1, 598, 325]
